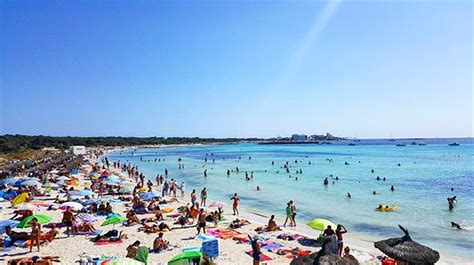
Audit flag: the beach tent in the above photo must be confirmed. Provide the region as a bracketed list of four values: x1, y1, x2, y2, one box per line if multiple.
[11, 192, 29, 207]
[374, 225, 440, 264]
[168, 251, 202, 265]
[17, 214, 52, 228]
[307, 218, 336, 232]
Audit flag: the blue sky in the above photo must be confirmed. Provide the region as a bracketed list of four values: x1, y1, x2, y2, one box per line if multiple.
[1, 1, 472, 138]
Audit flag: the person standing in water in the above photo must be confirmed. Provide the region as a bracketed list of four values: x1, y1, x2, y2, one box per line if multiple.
[204, 169, 207, 177]
[200, 188, 207, 207]
[230, 193, 240, 215]
[336, 224, 348, 256]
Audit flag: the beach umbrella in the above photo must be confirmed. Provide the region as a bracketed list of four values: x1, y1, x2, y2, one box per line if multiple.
[11, 192, 29, 207]
[109, 258, 144, 265]
[76, 213, 99, 223]
[17, 214, 52, 228]
[374, 225, 440, 264]
[56, 176, 70, 181]
[59, 202, 83, 211]
[15, 203, 39, 211]
[135, 246, 149, 263]
[0, 178, 18, 186]
[71, 189, 94, 197]
[0, 220, 20, 234]
[119, 186, 132, 193]
[101, 216, 126, 227]
[120, 180, 136, 186]
[140, 191, 160, 200]
[307, 218, 336, 232]
[21, 179, 42, 187]
[42, 182, 59, 188]
[208, 201, 227, 208]
[168, 251, 202, 265]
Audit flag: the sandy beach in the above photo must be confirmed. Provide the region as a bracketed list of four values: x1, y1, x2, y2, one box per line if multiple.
[0, 147, 470, 264]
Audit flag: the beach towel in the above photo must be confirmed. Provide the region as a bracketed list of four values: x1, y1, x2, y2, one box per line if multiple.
[261, 242, 283, 251]
[167, 213, 181, 218]
[0, 246, 16, 253]
[206, 229, 223, 238]
[95, 240, 123, 245]
[246, 251, 273, 261]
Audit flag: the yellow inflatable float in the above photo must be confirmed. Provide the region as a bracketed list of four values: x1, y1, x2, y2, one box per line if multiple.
[376, 203, 397, 212]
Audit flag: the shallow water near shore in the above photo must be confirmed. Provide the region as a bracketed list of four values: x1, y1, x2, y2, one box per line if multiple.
[107, 138, 474, 260]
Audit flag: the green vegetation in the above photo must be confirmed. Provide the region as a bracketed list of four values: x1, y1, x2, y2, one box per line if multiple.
[0, 134, 262, 154]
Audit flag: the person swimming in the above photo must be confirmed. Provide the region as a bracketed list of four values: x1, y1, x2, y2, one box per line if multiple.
[371, 169, 375, 173]
[451, 222, 462, 230]
[390, 185, 395, 192]
[323, 178, 329, 185]
[376, 176, 380, 181]
[347, 192, 351, 198]
[256, 186, 261, 191]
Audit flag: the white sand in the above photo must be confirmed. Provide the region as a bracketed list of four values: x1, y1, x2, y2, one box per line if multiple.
[0, 151, 467, 265]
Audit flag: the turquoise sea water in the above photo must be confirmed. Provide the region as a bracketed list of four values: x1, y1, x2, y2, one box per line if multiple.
[107, 138, 474, 259]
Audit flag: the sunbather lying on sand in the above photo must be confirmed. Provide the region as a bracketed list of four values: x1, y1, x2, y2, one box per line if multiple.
[8, 255, 60, 265]
[93, 230, 127, 242]
[229, 219, 250, 229]
[126, 210, 140, 226]
[139, 222, 171, 233]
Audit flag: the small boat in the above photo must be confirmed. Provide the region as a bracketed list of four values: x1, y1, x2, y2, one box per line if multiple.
[448, 143, 460, 146]
[396, 144, 406, 147]
[418, 143, 427, 146]
[348, 143, 356, 146]
[411, 141, 418, 145]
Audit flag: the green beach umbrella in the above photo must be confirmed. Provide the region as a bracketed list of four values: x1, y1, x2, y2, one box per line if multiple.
[307, 218, 336, 232]
[17, 214, 52, 228]
[101, 216, 127, 227]
[168, 251, 202, 265]
[135, 246, 149, 264]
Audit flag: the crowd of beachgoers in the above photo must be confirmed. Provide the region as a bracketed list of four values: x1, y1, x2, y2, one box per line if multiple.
[0, 146, 448, 264]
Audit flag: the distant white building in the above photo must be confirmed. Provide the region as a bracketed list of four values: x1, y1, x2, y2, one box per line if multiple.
[291, 134, 307, 142]
[70, 146, 86, 155]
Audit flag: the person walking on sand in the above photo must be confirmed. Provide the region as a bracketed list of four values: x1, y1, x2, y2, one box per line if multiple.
[196, 209, 206, 235]
[200, 187, 208, 207]
[336, 224, 348, 256]
[62, 207, 75, 237]
[231, 193, 240, 215]
[29, 217, 41, 252]
[283, 202, 294, 227]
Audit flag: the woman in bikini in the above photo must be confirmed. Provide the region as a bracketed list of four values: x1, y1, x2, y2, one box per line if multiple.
[29, 217, 41, 252]
[336, 224, 348, 256]
[200, 188, 207, 207]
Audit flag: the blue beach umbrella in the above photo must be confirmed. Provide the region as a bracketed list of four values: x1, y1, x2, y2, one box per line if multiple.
[0, 220, 20, 234]
[0, 178, 17, 186]
[71, 189, 95, 197]
[140, 191, 160, 200]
